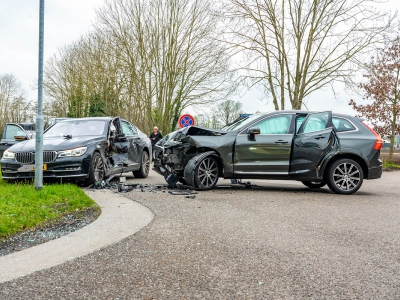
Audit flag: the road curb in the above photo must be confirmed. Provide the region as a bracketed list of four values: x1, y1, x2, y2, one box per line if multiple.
[0, 189, 154, 283]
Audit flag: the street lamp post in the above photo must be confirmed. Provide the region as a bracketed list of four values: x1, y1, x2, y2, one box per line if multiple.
[34, 0, 45, 190]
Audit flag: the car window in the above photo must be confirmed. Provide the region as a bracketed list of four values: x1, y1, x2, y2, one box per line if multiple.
[130, 124, 138, 135]
[332, 117, 356, 132]
[253, 115, 292, 134]
[301, 112, 329, 133]
[5, 125, 26, 139]
[45, 120, 106, 137]
[121, 121, 135, 136]
[225, 114, 262, 131]
[296, 115, 307, 133]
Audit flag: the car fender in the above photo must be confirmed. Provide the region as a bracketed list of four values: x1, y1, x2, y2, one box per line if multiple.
[183, 151, 219, 187]
[319, 147, 369, 178]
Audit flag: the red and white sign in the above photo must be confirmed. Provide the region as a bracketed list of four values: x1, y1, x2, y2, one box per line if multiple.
[178, 114, 195, 128]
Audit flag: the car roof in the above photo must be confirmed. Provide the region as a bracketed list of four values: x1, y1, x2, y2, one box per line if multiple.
[58, 117, 114, 122]
[256, 110, 356, 118]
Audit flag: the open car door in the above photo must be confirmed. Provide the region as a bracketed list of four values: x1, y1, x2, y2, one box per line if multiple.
[0, 123, 30, 158]
[290, 111, 339, 180]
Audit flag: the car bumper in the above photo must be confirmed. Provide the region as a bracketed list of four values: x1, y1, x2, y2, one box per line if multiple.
[367, 165, 382, 180]
[1, 155, 91, 180]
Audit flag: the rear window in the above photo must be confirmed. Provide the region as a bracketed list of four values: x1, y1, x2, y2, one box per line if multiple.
[332, 117, 356, 132]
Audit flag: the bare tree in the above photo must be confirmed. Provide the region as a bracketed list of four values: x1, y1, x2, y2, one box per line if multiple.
[215, 100, 243, 126]
[96, 0, 235, 133]
[0, 74, 31, 131]
[225, 0, 395, 110]
[350, 37, 400, 161]
[44, 0, 235, 134]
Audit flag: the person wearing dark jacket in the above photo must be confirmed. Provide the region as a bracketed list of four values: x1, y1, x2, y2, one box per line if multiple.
[149, 126, 163, 155]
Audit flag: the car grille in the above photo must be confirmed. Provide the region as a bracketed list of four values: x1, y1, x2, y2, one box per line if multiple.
[15, 151, 58, 164]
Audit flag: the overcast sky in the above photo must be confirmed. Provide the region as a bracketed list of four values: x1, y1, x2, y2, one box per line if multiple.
[1, 0, 399, 117]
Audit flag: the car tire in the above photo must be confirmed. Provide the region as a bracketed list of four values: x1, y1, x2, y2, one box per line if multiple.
[301, 181, 326, 189]
[193, 155, 219, 190]
[86, 152, 105, 186]
[326, 158, 363, 195]
[133, 150, 150, 178]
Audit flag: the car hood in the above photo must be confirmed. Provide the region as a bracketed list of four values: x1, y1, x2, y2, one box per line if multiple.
[176, 126, 227, 139]
[6, 136, 104, 152]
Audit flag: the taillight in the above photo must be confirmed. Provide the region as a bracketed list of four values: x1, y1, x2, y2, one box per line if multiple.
[362, 121, 383, 150]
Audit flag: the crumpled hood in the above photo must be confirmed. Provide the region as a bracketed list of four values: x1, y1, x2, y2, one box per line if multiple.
[174, 126, 227, 140]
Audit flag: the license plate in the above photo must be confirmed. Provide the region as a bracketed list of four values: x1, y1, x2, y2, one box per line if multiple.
[18, 164, 47, 172]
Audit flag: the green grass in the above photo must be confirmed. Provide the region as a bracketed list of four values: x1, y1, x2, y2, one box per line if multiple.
[0, 178, 99, 241]
[383, 160, 400, 170]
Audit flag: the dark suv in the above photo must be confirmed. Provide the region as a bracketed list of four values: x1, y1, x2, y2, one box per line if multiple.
[153, 111, 382, 195]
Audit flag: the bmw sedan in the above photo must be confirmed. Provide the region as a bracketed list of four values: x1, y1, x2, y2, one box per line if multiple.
[153, 111, 383, 195]
[1, 117, 151, 185]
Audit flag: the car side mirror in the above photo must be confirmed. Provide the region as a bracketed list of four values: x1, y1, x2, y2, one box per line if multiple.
[247, 127, 260, 140]
[14, 135, 28, 141]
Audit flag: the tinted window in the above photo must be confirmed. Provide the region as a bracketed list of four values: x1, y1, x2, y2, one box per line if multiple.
[130, 124, 138, 135]
[121, 121, 135, 136]
[332, 117, 356, 132]
[253, 115, 292, 134]
[45, 120, 106, 137]
[296, 115, 307, 133]
[5, 125, 26, 139]
[225, 114, 263, 131]
[301, 112, 329, 133]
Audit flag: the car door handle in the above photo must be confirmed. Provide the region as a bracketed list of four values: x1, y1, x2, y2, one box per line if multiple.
[275, 140, 288, 144]
[315, 135, 325, 140]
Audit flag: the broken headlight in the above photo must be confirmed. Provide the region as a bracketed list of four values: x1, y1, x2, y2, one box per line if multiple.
[2, 150, 15, 159]
[58, 147, 88, 157]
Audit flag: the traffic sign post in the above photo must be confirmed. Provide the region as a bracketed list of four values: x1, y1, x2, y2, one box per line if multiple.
[178, 114, 195, 128]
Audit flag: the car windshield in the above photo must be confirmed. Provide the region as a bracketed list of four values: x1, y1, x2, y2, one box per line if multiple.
[45, 120, 106, 138]
[223, 114, 262, 131]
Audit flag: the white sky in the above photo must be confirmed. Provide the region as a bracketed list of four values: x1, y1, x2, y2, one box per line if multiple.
[0, 0, 399, 117]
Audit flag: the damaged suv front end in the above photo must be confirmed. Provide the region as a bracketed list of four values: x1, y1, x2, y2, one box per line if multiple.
[153, 126, 235, 188]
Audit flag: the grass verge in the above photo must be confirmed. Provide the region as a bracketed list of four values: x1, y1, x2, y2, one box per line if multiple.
[383, 160, 400, 170]
[0, 178, 99, 242]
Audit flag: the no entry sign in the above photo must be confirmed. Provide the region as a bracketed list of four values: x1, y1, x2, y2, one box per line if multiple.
[178, 114, 195, 128]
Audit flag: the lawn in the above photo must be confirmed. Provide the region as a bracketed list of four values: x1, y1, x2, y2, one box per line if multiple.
[383, 160, 400, 170]
[0, 178, 99, 241]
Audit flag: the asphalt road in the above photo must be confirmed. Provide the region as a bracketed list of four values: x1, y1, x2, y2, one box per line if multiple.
[1, 170, 399, 299]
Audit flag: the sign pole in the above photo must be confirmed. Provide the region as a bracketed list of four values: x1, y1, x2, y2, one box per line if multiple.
[35, 0, 45, 190]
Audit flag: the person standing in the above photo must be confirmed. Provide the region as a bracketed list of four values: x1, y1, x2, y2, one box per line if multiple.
[149, 126, 163, 155]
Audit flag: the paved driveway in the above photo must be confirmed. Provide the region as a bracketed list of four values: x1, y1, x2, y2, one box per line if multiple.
[1, 170, 399, 299]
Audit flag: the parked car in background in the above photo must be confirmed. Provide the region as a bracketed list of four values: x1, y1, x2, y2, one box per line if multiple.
[1, 117, 151, 184]
[153, 111, 383, 195]
[0, 123, 34, 158]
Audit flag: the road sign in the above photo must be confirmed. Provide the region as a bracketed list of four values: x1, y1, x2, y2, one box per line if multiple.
[178, 114, 195, 128]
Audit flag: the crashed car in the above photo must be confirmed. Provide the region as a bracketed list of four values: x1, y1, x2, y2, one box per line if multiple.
[153, 111, 383, 195]
[1, 117, 151, 184]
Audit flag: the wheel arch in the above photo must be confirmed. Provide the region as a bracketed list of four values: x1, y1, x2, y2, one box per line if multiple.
[324, 153, 368, 179]
[196, 147, 224, 177]
[183, 149, 223, 188]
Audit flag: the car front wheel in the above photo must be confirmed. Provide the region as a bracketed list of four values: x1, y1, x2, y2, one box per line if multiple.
[326, 158, 363, 195]
[133, 150, 150, 178]
[86, 152, 105, 186]
[194, 155, 219, 190]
